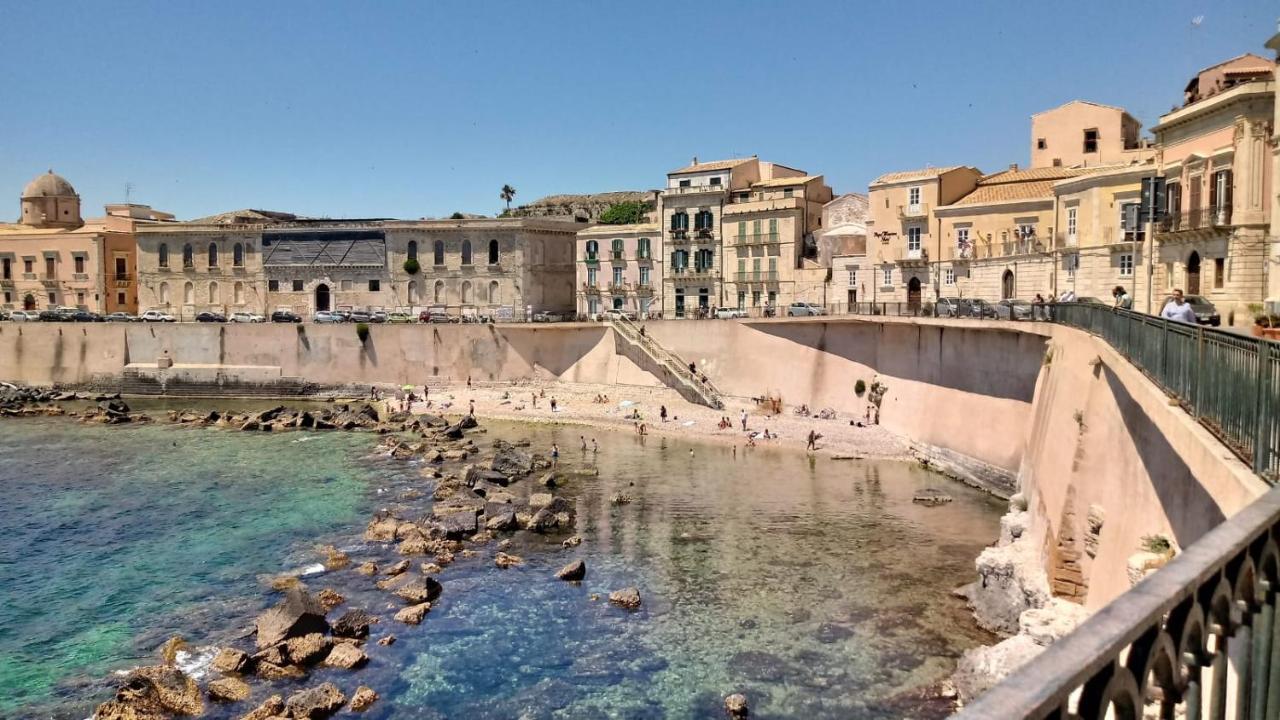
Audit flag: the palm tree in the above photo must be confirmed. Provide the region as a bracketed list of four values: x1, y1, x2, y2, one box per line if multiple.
[500, 184, 516, 211]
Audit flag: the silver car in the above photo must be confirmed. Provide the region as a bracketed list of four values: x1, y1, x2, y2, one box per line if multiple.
[787, 302, 826, 317]
[313, 311, 341, 323]
[9, 310, 37, 322]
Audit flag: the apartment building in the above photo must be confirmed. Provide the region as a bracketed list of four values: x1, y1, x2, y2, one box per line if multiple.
[135, 213, 579, 320]
[1031, 100, 1149, 169]
[575, 222, 662, 318]
[1150, 53, 1274, 325]
[0, 171, 173, 314]
[1051, 164, 1157, 304]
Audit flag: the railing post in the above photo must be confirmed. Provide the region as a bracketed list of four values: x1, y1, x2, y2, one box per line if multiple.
[1195, 326, 1205, 418]
[1255, 340, 1271, 475]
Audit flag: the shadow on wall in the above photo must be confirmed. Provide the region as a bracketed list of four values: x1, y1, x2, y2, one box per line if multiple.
[1102, 364, 1225, 545]
[747, 320, 1044, 402]
[499, 326, 610, 377]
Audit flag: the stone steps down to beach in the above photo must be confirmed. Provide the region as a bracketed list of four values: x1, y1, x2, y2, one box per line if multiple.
[88, 408, 625, 720]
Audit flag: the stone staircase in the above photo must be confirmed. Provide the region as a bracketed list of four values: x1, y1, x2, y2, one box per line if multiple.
[607, 316, 723, 409]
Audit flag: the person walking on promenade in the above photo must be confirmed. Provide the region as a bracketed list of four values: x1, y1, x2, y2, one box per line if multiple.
[660, 405, 668, 422]
[740, 409, 748, 431]
[532, 393, 538, 408]
[1161, 289, 1197, 324]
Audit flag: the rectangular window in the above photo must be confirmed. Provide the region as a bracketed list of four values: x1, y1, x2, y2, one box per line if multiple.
[587, 268, 597, 285]
[737, 291, 745, 309]
[1037, 138, 1047, 150]
[3, 291, 9, 303]
[24, 259, 33, 274]
[709, 176, 721, 186]
[955, 227, 970, 257]
[1065, 253, 1079, 277]
[74, 256, 85, 274]
[639, 266, 650, 285]
[368, 280, 380, 292]
[737, 258, 746, 274]
[292, 280, 304, 292]
[782, 188, 793, 198]
[268, 280, 280, 291]
[752, 290, 761, 306]
[45, 256, 56, 278]
[882, 267, 893, 287]
[847, 268, 858, 287]
[906, 226, 922, 251]
[1083, 129, 1098, 153]
[1119, 253, 1134, 277]
[612, 267, 623, 285]
[115, 257, 127, 279]
[768, 218, 777, 238]
[1214, 257, 1225, 289]
[117, 292, 126, 305]
[48, 292, 56, 304]
[752, 257, 761, 273]
[752, 219, 761, 235]
[1066, 207, 1077, 241]
[1, 258, 9, 279]
[767, 290, 776, 306]
[908, 187, 921, 206]
[737, 221, 746, 238]
[678, 179, 691, 188]
[944, 268, 955, 285]
[76, 292, 85, 306]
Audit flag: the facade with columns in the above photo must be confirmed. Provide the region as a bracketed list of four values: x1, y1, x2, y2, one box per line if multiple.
[135, 216, 579, 320]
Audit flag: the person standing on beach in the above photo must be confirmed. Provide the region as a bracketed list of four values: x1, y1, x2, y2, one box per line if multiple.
[592, 438, 598, 454]
[550, 397, 558, 412]
[806, 429, 817, 451]
[467, 375, 472, 389]
[551, 443, 560, 466]
[532, 393, 538, 408]
[580, 435, 587, 451]
[660, 405, 668, 422]
[740, 409, 748, 431]
[469, 399, 475, 417]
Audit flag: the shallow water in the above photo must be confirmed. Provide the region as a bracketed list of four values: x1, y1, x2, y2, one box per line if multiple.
[0, 416, 1002, 719]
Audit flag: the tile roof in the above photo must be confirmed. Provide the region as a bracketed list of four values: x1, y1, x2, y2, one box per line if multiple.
[952, 181, 1059, 205]
[977, 166, 1096, 183]
[751, 175, 820, 188]
[262, 231, 387, 267]
[870, 166, 968, 186]
[668, 157, 756, 175]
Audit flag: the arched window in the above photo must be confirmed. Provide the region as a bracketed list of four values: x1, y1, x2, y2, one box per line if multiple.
[488, 239, 499, 265]
[159, 282, 170, 304]
[408, 281, 419, 304]
[183, 281, 194, 304]
[209, 281, 219, 303]
[461, 280, 472, 304]
[182, 244, 193, 268]
[461, 240, 473, 266]
[158, 244, 169, 268]
[434, 280, 445, 303]
[489, 280, 500, 305]
[208, 243, 218, 268]
[233, 243, 244, 267]
[233, 281, 244, 304]
[407, 240, 418, 262]
[433, 240, 445, 266]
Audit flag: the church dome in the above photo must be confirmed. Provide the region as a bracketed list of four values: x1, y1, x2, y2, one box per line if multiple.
[22, 170, 77, 199]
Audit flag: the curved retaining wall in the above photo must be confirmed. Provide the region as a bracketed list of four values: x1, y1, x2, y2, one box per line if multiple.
[0, 317, 1267, 610]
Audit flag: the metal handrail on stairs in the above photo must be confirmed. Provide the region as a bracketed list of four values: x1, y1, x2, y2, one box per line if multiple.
[608, 316, 723, 409]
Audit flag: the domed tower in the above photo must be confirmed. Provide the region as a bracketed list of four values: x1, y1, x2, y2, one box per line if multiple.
[20, 170, 81, 228]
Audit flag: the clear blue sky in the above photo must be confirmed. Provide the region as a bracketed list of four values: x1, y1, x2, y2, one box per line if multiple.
[1, 1, 1275, 221]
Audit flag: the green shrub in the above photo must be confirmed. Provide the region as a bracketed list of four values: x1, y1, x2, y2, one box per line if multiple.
[1141, 534, 1172, 555]
[854, 379, 867, 397]
[356, 322, 370, 343]
[403, 258, 420, 275]
[598, 201, 648, 225]
[1255, 313, 1280, 327]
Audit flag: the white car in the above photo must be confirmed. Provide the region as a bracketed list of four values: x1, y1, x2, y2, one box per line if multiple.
[9, 310, 36, 322]
[229, 312, 265, 323]
[140, 309, 176, 322]
[715, 308, 748, 319]
[313, 311, 341, 323]
[786, 302, 826, 317]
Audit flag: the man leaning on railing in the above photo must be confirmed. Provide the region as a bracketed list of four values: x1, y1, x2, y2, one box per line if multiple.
[1159, 289, 1197, 324]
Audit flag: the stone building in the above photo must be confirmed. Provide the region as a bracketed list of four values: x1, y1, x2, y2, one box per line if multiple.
[1051, 164, 1158, 305]
[134, 214, 579, 320]
[575, 222, 662, 318]
[0, 171, 173, 314]
[1030, 100, 1149, 169]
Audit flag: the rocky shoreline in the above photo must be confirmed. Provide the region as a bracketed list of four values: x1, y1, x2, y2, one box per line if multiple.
[0, 385, 767, 719]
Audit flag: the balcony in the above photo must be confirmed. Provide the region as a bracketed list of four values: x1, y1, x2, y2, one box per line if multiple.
[1100, 227, 1146, 248]
[898, 203, 929, 219]
[634, 282, 654, 295]
[610, 251, 626, 262]
[667, 267, 719, 283]
[581, 283, 601, 295]
[733, 233, 780, 246]
[952, 245, 974, 263]
[607, 282, 628, 294]
[734, 271, 780, 283]
[584, 255, 600, 266]
[895, 247, 930, 266]
[665, 184, 726, 196]
[668, 229, 689, 243]
[71, 273, 90, 282]
[114, 275, 133, 288]
[1157, 205, 1233, 235]
[22, 273, 37, 280]
[40, 277, 59, 287]
[635, 250, 652, 261]
[694, 227, 714, 240]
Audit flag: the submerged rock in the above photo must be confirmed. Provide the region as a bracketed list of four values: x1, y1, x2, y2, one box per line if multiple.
[332, 608, 375, 639]
[350, 685, 379, 712]
[490, 440, 533, 476]
[912, 488, 953, 506]
[724, 693, 750, 718]
[387, 573, 443, 604]
[210, 647, 251, 675]
[494, 551, 523, 569]
[323, 642, 369, 670]
[608, 587, 642, 610]
[395, 603, 432, 625]
[239, 694, 285, 720]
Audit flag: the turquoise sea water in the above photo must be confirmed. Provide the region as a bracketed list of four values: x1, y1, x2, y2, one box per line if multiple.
[0, 416, 1003, 719]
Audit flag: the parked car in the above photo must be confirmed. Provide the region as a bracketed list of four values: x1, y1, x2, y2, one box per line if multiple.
[9, 310, 36, 322]
[602, 309, 637, 321]
[1181, 295, 1221, 326]
[313, 311, 341, 323]
[38, 309, 63, 321]
[71, 310, 105, 322]
[195, 311, 226, 323]
[270, 310, 302, 323]
[332, 309, 353, 322]
[787, 302, 826, 317]
[229, 311, 265, 323]
[968, 299, 998, 318]
[370, 310, 388, 323]
[933, 298, 962, 317]
[715, 307, 748, 319]
[425, 311, 454, 324]
[349, 310, 372, 323]
[105, 312, 137, 322]
[995, 299, 1034, 321]
[532, 311, 565, 323]
[387, 312, 414, 324]
[140, 309, 175, 322]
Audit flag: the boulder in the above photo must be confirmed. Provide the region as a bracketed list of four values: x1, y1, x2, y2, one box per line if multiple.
[490, 440, 533, 476]
[210, 647, 251, 675]
[417, 413, 448, 428]
[95, 665, 203, 719]
[384, 559, 410, 576]
[350, 686, 379, 712]
[355, 561, 378, 576]
[724, 693, 750, 718]
[608, 587, 642, 610]
[465, 465, 510, 487]
[555, 559, 586, 582]
[494, 552, 523, 569]
[376, 634, 397, 646]
[364, 516, 401, 542]
[332, 608, 375, 639]
[285, 682, 347, 719]
[255, 660, 305, 681]
[323, 642, 369, 670]
[316, 588, 345, 611]
[459, 414, 479, 429]
[442, 423, 465, 439]
[239, 694, 285, 720]
[390, 574, 443, 604]
[395, 603, 431, 625]
[439, 511, 478, 538]
[486, 508, 517, 531]
[206, 676, 251, 703]
[397, 537, 431, 555]
[562, 535, 583, 548]
[252, 644, 287, 667]
[952, 634, 1045, 704]
[529, 492, 555, 509]
[284, 633, 332, 666]
[255, 587, 329, 649]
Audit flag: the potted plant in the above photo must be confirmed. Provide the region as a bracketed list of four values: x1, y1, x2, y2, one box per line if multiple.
[403, 258, 420, 275]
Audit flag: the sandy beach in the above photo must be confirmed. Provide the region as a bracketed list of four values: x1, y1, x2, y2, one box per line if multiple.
[387, 378, 911, 461]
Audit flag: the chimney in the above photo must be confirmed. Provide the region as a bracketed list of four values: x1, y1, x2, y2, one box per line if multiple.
[691, 156, 698, 166]
[1009, 163, 1019, 171]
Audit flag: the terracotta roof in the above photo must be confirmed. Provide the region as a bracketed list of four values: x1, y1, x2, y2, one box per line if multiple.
[952, 181, 1058, 205]
[977, 166, 1095, 183]
[1198, 53, 1272, 75]
[668, 157, 755, 175]
[750, 175, 820, 189]
[870, 166, 968, 186]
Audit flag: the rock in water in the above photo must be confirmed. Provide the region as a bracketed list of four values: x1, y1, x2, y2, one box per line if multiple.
[206, 676, 251, 703]
[94, 665, 204, 719]
[254, 586, 330, 649]
[490, 439, 533, 476]
[350, 686, 379, 712]
[608, 587, 642, 610]
[355, 561, 378, 576]
[494, 551, 523, 569]
[724, 693, 750, 718]
[555, 559, 586, 581]
[316, 587, 345, 610]
[388, 573, 443, 604]
[239, 695, 285, 720]
[395, 603, 431, 625]
[210, 646, 251, 674]
[284, 633, 332, 666]
[332, 608, 375, 639]
[323, 642, 369, 670]
[912, 488, 953, 506]
[285, 682, 347, 719]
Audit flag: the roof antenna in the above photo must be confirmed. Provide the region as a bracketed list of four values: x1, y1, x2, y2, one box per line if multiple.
[124, 182, 134, 203]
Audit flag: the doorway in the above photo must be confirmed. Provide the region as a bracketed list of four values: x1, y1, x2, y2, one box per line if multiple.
[315, 283, 330, 311]
[1001, 269, 1015, 300]
[907, 277, 922, 311]
[23, 293, 36, 311]
[1186, 251, 1201, 295]
[674, 289, 685, 318]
